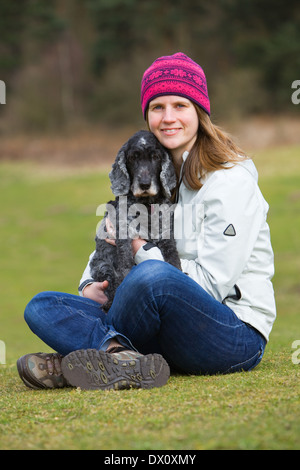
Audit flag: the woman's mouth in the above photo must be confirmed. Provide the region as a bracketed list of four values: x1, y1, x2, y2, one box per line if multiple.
[161, 128, 181, 136]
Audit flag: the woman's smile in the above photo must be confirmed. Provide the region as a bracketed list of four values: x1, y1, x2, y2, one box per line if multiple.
[161, 127, 181, 134]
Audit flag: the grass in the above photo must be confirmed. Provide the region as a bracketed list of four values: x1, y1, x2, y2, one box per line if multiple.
[1, 144, 300, 450]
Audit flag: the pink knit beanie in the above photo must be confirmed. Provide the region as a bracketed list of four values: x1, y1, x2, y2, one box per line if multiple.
[141, 52, 210, 119]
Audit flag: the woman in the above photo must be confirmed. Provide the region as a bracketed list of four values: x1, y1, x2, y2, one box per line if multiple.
[17, 53, 276, 390]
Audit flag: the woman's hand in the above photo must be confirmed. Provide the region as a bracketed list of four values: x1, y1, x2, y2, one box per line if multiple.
[104, 217, 146, 254]
[131, 238, 147, 255]
[105, 217, 116, 246]
[82, 281, 109, 304]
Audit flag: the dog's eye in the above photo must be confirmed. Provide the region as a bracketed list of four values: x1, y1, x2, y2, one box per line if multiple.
[151, 153, 160, 160]
[128, 151, 140, 162]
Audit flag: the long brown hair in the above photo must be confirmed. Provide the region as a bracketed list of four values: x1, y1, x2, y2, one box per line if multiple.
[183, 105, 247, 190]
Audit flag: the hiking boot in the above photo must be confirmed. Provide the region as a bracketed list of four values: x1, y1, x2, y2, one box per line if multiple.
[61, 347, 170, 391]
[17, 352, 70, 389]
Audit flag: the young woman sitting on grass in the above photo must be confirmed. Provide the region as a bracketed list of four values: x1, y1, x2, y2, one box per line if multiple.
[17, 53, 276, 391]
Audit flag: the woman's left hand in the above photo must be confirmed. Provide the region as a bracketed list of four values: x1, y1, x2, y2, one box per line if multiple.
[131, 238, 147, 255]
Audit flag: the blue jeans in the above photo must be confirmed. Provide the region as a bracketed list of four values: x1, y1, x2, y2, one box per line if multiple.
[24, 260, 266, 375]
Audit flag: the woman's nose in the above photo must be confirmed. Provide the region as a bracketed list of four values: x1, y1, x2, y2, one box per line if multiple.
[162, 106, 176, 123]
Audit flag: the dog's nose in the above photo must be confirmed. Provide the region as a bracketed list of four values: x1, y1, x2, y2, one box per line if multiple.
[139, 176, 151, 190]
[139, 181, 151, 190]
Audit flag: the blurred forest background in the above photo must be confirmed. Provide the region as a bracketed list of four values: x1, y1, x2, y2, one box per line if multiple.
[0, 0, 299, 164]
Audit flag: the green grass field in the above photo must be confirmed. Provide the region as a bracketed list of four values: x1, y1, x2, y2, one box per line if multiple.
[1, 144, 300, 450]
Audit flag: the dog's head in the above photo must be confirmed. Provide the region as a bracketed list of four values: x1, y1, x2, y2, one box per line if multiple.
[109, 130, 177, 199]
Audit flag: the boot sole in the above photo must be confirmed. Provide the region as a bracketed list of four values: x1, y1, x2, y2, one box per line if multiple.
[61, 349, 170, 390]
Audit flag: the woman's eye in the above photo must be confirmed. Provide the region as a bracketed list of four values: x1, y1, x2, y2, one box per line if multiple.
[151, 104, 162, 111]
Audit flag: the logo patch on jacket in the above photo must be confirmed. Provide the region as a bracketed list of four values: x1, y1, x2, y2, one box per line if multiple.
[223, 224, 236, 236]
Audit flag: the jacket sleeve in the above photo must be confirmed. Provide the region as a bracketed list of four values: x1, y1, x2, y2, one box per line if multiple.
[78, 250, 96, 295]
[180, 170, 266, 302]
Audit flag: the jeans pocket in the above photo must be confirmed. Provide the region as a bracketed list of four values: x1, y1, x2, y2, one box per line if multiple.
[224, 346, 265, 374]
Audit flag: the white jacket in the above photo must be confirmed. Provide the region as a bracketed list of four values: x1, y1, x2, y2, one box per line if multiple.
[79, 156, 276, 341]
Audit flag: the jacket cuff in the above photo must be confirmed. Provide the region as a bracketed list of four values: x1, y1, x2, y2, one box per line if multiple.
[134, 244, 164, 264]
[78, 278, 95, 296]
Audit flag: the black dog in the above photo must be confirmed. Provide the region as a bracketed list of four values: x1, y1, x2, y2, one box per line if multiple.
[90, 130, 181, 312]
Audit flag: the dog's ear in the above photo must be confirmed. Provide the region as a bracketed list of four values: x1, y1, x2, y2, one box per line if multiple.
[160, 151, 177, 198]
[109, 146, 130, 196]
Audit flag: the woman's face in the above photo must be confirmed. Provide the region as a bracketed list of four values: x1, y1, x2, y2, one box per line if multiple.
[147, 95, 199, 165]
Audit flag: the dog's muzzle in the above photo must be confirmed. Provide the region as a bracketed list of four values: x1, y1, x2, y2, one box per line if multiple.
[131, 173, 159, 197]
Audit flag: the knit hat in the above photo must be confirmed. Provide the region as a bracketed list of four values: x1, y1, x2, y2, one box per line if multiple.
[141, 52, 210, 119]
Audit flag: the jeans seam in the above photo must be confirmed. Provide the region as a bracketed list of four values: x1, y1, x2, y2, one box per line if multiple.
[224, 346, 264, 374]
[56, 294, 102, 309]
[150, 292, 245, 330]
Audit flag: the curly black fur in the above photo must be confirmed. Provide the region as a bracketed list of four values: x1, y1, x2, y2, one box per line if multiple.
[90, 130, 181, 312]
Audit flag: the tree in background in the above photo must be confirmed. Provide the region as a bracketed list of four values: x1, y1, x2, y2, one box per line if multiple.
[0, 0, 299, 132]
[220, 0, 300, 112]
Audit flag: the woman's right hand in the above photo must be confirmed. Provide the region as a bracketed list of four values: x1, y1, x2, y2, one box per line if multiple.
[105, 217, 116, 246]
[82, 281, 109, 304]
